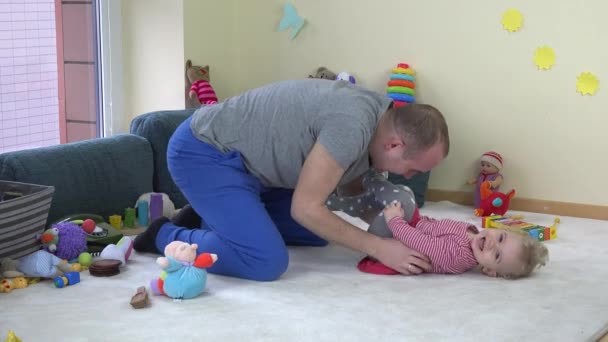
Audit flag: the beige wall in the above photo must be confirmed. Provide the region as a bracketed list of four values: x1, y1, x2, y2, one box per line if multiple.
[124, 0, 608, 206]
[183, 0, 237, 100]
[121, 0, 185, 125]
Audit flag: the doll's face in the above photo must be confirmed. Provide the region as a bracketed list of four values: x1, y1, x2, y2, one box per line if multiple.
[480, 161, 499, 175]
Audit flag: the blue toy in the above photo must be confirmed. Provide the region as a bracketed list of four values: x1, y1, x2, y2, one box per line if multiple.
[149, 241, 217, 301]
[54, 271, 80, 288]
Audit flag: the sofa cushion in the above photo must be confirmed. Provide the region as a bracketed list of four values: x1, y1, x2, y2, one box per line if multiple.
[0, 134, 154, 225]
[130, 109, 196, 208]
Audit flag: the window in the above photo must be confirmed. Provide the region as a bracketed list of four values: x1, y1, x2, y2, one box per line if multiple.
[0, 0, 102, 154]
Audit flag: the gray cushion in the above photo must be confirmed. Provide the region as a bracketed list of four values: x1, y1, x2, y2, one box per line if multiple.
[130, 109, 195, 208]
[0, 134, 154, 225]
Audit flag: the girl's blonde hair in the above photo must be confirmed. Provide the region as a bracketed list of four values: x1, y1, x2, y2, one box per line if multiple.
[503, 232, 549, 279]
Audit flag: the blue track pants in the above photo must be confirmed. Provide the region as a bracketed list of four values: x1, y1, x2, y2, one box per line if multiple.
[156, 117, 327, 281]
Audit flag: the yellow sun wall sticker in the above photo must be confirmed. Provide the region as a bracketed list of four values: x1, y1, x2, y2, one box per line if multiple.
[534, 46, 556, 70]
[501, 9, 523, 32]
[576, 72, 599, 95]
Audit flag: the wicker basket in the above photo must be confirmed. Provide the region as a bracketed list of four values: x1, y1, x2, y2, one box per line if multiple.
[0, 180, 54, 260]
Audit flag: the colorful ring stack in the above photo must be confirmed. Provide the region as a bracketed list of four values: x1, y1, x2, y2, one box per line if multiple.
[387, 63, 416, 107]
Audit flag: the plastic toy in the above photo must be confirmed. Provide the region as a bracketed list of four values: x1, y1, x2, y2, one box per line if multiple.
[387, 63, 416, 107]
[149, 193, 163, 221]
[54, 214, 124, 255]
[109, 215, 122, 229]
[482, 215, 559, 241]
[467, 151, 504, 207]
[137, 200, 149, 226]
[474, 181, 515, 217]
[150, 241, 217, 301]
[53, 271, 80, 288]
[124, 207, 136, 228]
[135, 192, 176, 222]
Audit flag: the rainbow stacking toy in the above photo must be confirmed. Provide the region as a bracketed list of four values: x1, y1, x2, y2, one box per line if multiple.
[387, 63, 416, 107]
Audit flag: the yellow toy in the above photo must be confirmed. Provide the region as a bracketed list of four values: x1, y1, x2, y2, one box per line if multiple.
[4, 330, 22, 342]
[482, 215, 559, 241]
[0, 277, 28, 293]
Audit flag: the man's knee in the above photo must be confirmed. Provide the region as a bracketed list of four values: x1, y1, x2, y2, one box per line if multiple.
[243, 246, 290, 281]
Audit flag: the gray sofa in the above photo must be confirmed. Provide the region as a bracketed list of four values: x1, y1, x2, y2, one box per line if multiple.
[0, 108, 430, 228]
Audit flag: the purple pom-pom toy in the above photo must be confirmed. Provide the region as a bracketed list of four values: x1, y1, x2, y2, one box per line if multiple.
[38, 222, 87, 260]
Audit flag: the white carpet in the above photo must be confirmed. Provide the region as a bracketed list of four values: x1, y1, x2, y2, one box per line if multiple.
[2, 201, 608, 342]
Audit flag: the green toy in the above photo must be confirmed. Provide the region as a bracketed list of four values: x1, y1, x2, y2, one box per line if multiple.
[54, 214, 124, 255]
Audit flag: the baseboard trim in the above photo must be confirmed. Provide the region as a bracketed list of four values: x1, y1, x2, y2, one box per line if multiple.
[426, 189, 608, 221]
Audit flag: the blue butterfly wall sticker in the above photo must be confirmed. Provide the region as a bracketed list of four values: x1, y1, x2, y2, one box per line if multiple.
[278, 3, 305, 40]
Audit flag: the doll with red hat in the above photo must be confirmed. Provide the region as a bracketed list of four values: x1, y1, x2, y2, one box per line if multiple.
[467, 151, 504, 207]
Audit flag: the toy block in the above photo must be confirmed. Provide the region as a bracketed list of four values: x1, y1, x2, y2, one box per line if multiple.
[109, 215, 122, 229]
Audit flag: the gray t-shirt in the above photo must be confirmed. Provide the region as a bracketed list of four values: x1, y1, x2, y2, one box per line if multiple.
[190, 79, 393, 189]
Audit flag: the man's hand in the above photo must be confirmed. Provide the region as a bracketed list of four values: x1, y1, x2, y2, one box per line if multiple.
[372, 238, 432, 275]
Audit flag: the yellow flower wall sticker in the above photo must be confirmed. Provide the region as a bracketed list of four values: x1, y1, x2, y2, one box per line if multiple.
[576, 72, 599, 95]
[501, 9, 523, 32]
[534, 46, 556, 70]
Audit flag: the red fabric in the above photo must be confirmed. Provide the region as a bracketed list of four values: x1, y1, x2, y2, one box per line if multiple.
[357, 256, 399, 275]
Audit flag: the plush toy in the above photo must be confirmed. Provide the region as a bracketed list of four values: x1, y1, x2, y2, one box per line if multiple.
[0, 258, 24, 278]
[467, 151, 504, 208]
[0, 277, 28, 293]
[336, 71, 356, 84]
[474, 181, 515, 217]
[38, 222, 87, 261]
[308, 66, 337, 80]
[185, 59, 218, 107]
[13, 250, 78, 278]
[149, 241, 217, 301]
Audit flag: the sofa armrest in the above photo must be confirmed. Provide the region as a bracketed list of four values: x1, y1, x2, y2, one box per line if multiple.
[130, 109, 196, 208]
[0, 134, 154, 225]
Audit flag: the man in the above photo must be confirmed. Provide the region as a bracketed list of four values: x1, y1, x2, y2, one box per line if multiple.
[134, 78, 450, 281]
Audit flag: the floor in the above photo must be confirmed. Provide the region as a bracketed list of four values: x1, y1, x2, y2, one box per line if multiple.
[2, 201, 608, 342]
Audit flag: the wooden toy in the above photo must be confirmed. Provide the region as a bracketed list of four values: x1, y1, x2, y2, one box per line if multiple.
[109, 215, 122, 229]
[482, 215, 559, 241]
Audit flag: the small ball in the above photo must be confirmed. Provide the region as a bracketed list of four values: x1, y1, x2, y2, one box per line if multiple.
[78, 252, 92, 267]
[82, 219, 96, 233]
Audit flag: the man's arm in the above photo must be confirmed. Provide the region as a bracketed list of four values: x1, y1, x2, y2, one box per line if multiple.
[291, 142, 431, 275]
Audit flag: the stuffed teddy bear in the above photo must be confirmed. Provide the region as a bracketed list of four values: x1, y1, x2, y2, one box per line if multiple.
[185, 59, 218, 108]
[308, 66, 337, 80]
[149, 241, 217, 301]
